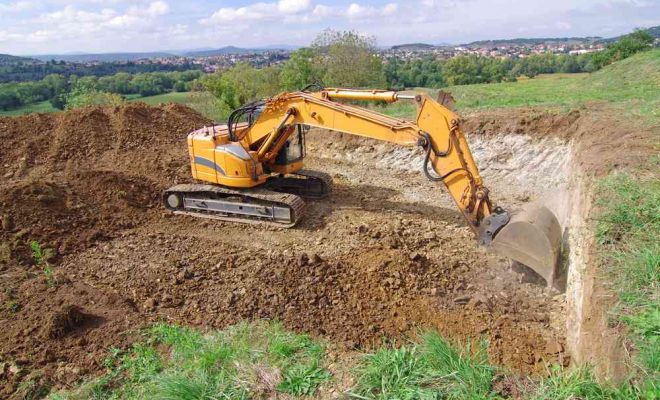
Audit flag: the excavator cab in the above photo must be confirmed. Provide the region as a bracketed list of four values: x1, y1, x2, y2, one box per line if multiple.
[274, 125, 306, 166]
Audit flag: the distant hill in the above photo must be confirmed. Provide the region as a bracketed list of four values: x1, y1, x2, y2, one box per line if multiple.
[183, 46, 291, 57]
[390, 43, 436, 51]
[597, 25, 660, 44]
[466, 37, 602, 47]
[30, 52, 176, 62]
[0, 54, 37, 65]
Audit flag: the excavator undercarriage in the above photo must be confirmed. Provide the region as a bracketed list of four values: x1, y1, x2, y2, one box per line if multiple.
[164, 87, 563, 287]
[164, 170, 332, 228]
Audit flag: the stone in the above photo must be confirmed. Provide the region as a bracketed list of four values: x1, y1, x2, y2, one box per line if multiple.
[2, 215, 13, 232]
[311, 253, 323, 264]
[545, 340, 563, 354]
[409, 252, 421, 261]
[144, 298, 157, 309]
[453, 295, 471, 304]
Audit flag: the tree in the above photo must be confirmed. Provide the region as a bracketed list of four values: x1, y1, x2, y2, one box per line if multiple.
[64, 81, 125, 110]
[280, 48, 320, 91]
[312, 29, 386, 88]
[442, 56, 479, 85]
[202, 63, 281, 114]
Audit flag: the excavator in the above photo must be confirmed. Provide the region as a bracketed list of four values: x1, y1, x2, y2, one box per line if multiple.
[164, 87, 562, 286]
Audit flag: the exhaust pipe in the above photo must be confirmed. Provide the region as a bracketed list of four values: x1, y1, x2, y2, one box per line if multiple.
[479, 204, 562, 287]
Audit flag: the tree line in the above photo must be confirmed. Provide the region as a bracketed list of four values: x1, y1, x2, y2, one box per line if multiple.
[0, 59, 202, 84]
[0, 70, 203, 111]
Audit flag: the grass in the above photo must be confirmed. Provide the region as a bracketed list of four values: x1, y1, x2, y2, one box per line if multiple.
[594, 171, 660, 393]
[127, 92, 192, 106]
[50, 321, 331, 400]
[44, 320, 655, 399]
[380, 50, 660, 121]
[349, 333, 494, 400]
[0, 100, 59, 116]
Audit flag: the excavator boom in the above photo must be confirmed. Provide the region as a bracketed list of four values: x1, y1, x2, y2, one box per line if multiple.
[164, 88, 562, 286]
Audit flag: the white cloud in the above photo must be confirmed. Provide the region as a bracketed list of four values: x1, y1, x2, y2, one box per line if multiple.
[202, 0, 316, 24]
[103, 14, 142, 28]
[382, 3, 398, 15]
[312, 4, 329, 17]
[0, 1, 38, 13]
[144, 1, 169, 17]
[346, 3, 398, 19]
[39, 6, 116, 23]
[556, 21, 572, 29]
[278, 0, 311, 14]
[0, 30, 25, 42]
[202, 3, 277, 23]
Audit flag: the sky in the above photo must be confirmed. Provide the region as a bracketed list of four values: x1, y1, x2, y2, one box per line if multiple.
[0, 0, 659, 55]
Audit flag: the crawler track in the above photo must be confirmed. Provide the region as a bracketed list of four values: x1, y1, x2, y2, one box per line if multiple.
[163, 184, 306, 228]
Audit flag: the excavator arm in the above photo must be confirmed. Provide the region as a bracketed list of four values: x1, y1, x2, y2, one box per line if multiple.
[241, 89, 494, 234]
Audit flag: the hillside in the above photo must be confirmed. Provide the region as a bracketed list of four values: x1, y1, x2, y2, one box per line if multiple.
[390, 43, 436, 51]
[466, 36, 601, 47]
[30, 52, 175, 62]
[445, 49, 660, 115]
[183, 46, 288, 57]
[0, 54, 36, 65]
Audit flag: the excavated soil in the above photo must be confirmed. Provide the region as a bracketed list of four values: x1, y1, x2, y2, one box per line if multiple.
[0, 103, 584, 397]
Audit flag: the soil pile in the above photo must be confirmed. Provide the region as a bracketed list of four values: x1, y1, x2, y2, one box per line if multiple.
[0, 103, 212, 261]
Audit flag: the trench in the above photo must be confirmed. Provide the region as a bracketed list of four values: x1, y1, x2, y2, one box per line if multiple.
[307, 126, 593, 374]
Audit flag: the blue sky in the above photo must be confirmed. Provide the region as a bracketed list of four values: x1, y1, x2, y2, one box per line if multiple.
[0, 0, 658, 55]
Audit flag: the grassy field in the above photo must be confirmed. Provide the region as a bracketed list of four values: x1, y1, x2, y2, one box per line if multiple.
[0, 100, 59, 116]
[381, 50, 660, 121]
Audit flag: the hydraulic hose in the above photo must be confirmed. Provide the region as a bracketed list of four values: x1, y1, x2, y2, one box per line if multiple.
[419, 131, 473, 183]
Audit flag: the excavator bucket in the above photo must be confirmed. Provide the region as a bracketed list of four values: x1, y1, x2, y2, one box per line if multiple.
[489, 204, 562, 287]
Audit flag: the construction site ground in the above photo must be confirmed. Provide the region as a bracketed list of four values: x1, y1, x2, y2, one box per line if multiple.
[0, 101, 650, 397]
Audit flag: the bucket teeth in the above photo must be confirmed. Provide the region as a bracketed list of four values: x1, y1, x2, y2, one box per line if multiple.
[488, 204, 562, 287]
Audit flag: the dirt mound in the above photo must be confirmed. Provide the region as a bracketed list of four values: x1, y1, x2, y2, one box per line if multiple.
[0, 279, 140, 398]
[0, 102, 211, 185]
[0, 104, 212, 263]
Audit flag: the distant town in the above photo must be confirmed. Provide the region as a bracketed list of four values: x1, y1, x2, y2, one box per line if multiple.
[17, 41, 613, 73]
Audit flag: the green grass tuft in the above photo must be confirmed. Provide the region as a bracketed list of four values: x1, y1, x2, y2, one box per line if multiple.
[350, 333, 494, 400]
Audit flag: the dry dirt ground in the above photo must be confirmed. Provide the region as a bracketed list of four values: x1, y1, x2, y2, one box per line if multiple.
[0, 103, 604, 397]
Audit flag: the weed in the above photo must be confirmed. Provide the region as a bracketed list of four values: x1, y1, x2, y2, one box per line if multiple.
[30, 240, 55, 286]
[7, 299, 21, 313]
[278, 361, 331, 396]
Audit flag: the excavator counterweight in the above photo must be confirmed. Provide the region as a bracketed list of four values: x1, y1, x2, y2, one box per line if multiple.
[164, 87, 563, 286]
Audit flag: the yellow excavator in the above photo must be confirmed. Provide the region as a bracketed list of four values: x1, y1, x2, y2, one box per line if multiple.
[164, 87, 562, 286]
